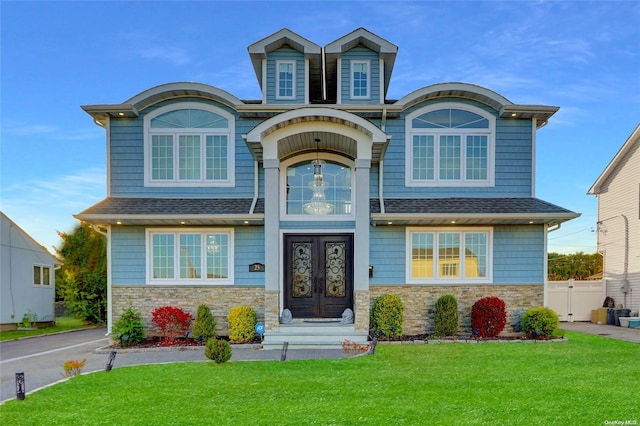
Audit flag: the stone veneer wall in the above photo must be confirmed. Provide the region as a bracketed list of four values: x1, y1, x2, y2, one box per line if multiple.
[111, 286, 265, 336]
[370, 285, 543, 335]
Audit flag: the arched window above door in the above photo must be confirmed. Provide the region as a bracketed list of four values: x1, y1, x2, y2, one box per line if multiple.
[282, 155, 354, 219]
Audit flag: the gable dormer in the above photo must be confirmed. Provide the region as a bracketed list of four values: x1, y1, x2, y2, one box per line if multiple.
[324, 28, 397, 105]
[248, 28, 322, 105]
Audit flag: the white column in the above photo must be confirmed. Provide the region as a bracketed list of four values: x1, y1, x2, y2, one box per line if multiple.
[354, 158, 371, 291]
[263, 159, 280, 292]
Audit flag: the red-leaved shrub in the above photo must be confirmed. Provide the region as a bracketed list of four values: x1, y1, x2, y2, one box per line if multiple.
[151, 306, 192, 346]
[471, 297, 506, 338]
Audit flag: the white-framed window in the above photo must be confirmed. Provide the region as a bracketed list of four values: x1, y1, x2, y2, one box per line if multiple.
[144, 102, 235, 187]
[281, 154, 354, 220]
[33, 265, 51, 286]
[406, 103, 495, 187]
[276, 60, 295, 100]
[406, 227, 492, 284]
[351, 60, 370, 99]
[146, 228, 234, 285]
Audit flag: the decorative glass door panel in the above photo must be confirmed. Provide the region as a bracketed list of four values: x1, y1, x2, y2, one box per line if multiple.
[284, 234, 353, 318]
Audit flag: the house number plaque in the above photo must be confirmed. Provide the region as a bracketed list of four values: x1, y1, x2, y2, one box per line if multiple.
[249, 263, 265, 272]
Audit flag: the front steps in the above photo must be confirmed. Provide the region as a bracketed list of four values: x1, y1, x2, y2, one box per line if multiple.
[261, 321, 369, 349]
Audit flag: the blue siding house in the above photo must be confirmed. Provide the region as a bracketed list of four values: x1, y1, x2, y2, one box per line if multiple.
[76, 28, 578, 345]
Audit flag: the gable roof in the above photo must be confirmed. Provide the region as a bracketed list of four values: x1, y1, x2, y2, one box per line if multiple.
[1, 211, 60, 263]
[588, 123, 640, 195]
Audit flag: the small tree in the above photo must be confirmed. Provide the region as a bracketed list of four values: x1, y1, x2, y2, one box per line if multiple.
[205, 338, 232, 364]
[112, 306, 146, 347]
[471, 297, 507, 338]
[434, 294, 459, 337]
[151, 306, 192, 346]
[192, 304, 217, 342]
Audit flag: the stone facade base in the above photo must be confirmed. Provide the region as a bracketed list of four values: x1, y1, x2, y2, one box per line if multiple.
[370, 284, 543, 335]
[111, 286, 264, 336]
[112, 284, 542, 337]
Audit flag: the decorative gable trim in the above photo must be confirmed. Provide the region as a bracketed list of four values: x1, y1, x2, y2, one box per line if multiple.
[588, 123, 640, 195]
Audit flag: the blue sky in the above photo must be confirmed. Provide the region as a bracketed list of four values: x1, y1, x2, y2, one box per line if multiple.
[1, 1, 639, 254]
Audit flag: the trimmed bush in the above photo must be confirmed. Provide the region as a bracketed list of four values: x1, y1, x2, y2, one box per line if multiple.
[192, 304, 217, 342]
[112, 306, 146, 347]
[434, 294, 459, 337]
[227, 306, 256, 343]
[205, 338, 232, 364]
[521, 307, 559, 338]
[471, 297, 506, 338]
[151, 306, 192, 346]
[370, 294, 404, 338]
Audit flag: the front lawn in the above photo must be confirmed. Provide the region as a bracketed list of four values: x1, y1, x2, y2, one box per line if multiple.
[1, 332, 637, 425]
[0, 317, 89, 341]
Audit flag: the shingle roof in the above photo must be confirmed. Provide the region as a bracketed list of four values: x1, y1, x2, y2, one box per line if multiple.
[370, 197, 579, 226]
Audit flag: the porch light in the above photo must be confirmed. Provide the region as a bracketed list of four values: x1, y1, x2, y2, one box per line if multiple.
[303, 139, 334, 215]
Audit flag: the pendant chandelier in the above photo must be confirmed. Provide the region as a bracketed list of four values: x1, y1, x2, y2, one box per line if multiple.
[303, 139, 334, 215]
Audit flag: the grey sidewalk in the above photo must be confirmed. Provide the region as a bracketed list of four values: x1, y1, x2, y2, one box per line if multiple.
[560, 321, 640, 343]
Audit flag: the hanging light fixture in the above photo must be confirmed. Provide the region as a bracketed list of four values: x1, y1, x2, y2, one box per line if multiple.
[304, 138, 333, 215]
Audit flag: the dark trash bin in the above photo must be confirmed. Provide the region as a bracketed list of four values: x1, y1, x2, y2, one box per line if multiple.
[607, 308, 617, 325]
[615, 309, 631, 326]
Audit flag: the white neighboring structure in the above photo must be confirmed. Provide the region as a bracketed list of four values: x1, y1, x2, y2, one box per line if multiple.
[0, 212, 60, 330]
[588, 124, 640, 316]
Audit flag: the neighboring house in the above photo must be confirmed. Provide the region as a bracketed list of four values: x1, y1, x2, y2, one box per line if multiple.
[1, 212, 59, 330]
[76, 28, 579, 345]
[588, 124, 640, 316]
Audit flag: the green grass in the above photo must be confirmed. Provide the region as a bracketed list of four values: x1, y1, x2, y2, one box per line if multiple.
[1, 332, 638, 425]
[0, 317, 89, 341]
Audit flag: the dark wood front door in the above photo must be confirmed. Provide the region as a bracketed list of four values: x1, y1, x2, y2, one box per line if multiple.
[284, 234, 353, 318]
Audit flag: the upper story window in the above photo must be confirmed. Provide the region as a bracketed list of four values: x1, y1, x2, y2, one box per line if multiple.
[351, 60, 370, 99]
[407, 227, 492, 284]
[276, 60, 295, 100]
[145, 103, 234, 187]
[406, 103, 495, 187]
[282, 154, 354, 220]
[147, 228, 234, 285]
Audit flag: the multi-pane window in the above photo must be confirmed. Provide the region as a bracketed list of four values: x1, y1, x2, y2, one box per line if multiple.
[277, 61, 295, 99]
[146, 105, 233, 186]
[149, 229, 233, 284]
[33, 265, 51, 286]
[351, 61, 369, 98]
[407, 105, 493, 186]
[408, 228, 491, 283]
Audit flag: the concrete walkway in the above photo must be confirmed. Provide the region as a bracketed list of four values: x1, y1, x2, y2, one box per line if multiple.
[560, 321, 640, 343]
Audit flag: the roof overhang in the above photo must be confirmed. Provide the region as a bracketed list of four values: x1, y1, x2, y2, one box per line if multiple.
[371, 212, 579, 227]
[74, 213, 264, 227]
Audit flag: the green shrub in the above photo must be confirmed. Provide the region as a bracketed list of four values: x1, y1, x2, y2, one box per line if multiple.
[204, 338, 232, 364]
[112, 306, 146, 347]
[370, 294, 404, 338]
[471, 297, 507, 338]
[521, 307, 559, 338]
[227, 306, 256, 343]
[192, 304, 217, 342]
[434, 294, 459, 337]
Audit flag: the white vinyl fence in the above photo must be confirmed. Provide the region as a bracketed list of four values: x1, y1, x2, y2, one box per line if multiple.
[547, 279, 606, 322]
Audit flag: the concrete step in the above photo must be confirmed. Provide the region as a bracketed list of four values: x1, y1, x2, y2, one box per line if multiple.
[261, 323, 369, 349]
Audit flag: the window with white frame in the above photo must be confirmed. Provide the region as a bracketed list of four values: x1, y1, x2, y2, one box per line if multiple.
[33, 265, 51, 286]
[351, 60, 369, 99]
[406, 104, 495, 187]
[147, 228, 233, 285]
[276, 61, 295, 99]
[407, 228, 491, 283]
[145, 103, 234, 187]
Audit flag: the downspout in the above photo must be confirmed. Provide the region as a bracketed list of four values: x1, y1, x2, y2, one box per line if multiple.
[249, 160, 259, 214]
[90, 224, 112, 336]
[379, 108, 387, 214]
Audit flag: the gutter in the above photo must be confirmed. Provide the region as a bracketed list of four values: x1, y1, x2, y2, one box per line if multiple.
[249, 160, 259, 214]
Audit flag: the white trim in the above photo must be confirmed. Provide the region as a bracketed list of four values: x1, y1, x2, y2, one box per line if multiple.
[276, 60, 296, 100]
[280, 153, 355, 221]
[304, 59, 310, 104]
[405, 227, 493, 284]
[379, 59, 385, 104]
[105, 116, 112, 197]
[143, 102, 235, 187]
[336, 58, 342, 105]
[145, 227, 235, 286]
[32, 264, 53, 287]
[261, 59, 267, 103]
[531, 119, 537, 197]
[350, 60, 370, 100]
[405, 102, 495, 187]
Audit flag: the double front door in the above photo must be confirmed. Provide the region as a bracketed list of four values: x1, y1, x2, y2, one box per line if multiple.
[284, 234, 353, 318]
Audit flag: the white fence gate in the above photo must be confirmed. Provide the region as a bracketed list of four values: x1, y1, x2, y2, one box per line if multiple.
[547, 279, 606, 322]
